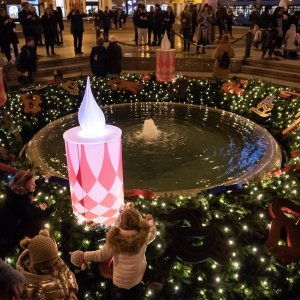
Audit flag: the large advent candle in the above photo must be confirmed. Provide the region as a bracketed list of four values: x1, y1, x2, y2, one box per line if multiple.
[156, 31, 176, 82]
[63, 77, 124, 225]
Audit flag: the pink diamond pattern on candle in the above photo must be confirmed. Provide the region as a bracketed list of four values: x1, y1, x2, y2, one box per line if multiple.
[65, 137, 123, 225]
[156, 50, 175, 82]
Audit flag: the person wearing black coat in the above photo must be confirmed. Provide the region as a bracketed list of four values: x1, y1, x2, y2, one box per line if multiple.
[67, 8, 87, 54]
[17, 36, 37, 84]
[153, 4, 163, 46]
[0, 170, 47, 259]
[107, 36, 122, 75]
[0, 8, 19, 62]
[18, 3, 39, 51]
[90, 37, 108, 76]
[56, 6, 64, 45]
[41, 7, 57, 55]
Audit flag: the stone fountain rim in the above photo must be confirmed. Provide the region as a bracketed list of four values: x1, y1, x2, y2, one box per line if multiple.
[26, 102, 282, 196]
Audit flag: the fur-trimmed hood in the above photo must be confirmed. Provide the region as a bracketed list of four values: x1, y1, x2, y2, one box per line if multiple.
[107, 219, 150, 255]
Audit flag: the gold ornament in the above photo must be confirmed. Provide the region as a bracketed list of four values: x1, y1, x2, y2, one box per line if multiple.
[282, 112, 300, 135]
[61, 80, 79, 95]
[250, 96, 274, 117]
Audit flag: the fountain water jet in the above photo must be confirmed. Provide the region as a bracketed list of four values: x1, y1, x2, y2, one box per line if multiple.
[137, 119, 161, 141]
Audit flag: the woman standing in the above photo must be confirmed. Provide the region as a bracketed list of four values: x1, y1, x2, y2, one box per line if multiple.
[56, 6, 64, 45]
[213, 34, 235, 80]
[196, 4, 213, 54]
[41, 7, 57, 55]
[180, 5, 192, 51]
[0, 170, 47, 259]
[0, 8, 19, 62]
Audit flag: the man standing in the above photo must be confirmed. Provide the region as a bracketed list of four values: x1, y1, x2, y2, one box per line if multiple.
[67, 7, 87, 55]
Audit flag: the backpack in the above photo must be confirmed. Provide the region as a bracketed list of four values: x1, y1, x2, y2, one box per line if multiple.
[218, 51, 230, 69]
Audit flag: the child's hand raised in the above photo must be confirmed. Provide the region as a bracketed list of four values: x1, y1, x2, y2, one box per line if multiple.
[67, 290, 77, 300]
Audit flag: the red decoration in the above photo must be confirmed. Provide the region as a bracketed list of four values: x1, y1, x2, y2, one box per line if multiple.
[107, 79, 143, 94]
[290, 149, 300, 158]
[265, 198, 300, 264]
[124, 189, 156, 200]
[280, 90, 300, 99]
[21, 93, 42, 114]
[221, 82, 245, 95]
[267, 163, 300, 177]
[0, 67, 7, 107]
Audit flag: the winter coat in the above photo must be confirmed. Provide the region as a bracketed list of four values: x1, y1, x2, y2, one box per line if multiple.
[0, 187, 43, 259]
[41, 14, 57, 45]
[18, 44, 37, 72]
[84, 219, 156, 289]
[0, 15, 18, 45]
[213, 42, 235, 80]
[90, 45, 108, 76]
[180, 10, 192, 30]
[67, 10, 86, 35]
[18, 9, 39, 38]
[285, 24, 297, 51]
[107, 42, 122, 75]
[16, 249, 78, 300]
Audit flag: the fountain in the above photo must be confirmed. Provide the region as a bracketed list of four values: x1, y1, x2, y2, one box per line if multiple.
[137, 119, 161, 141]
[26, 102, 281, 195]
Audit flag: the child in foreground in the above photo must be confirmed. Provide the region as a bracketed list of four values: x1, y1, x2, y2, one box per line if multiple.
[71, 203, 156, 300]
[16, 230, 78, 299]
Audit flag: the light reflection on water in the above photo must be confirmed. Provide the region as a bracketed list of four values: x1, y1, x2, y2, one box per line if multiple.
[29, 103, 277, 192]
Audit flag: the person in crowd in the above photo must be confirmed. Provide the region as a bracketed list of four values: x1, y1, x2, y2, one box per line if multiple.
[71, 203, 156, 300]
[0, 8, 19, 63]
[249, 5, 260, 29]
[215, 2, 227, 40]
[137, 4, 148, 52]
[56, 7, 64, 45]
[213, 33, 235, 80]
[132, 5, 140, 46]
[254, 6, 272, 49]
[90, 37, 108, 76]
[0, 170, 47, 259]
[107, 36, 122, 75]
[196, 4, 213, 54]
[190, 4, 198, 43]
[17, 229, 78, 299]
[148, 6, 154, 46]
[261, 23, 277, 58]
[180, 5, 192, 51]
[153, 4, 163, 46]
[113, 9, 119, 29]
[162, 6, 175, 48]
[0, 258, 25, 299]
[226, 7, 234, 38]
[284, 23, 298, 58]
[122, 10, 127, 28]
[67, 7, 87, 55]
[101, 7, 111, 42]
[18, 3, 40, 53]
[119, 10, 125, 29]
[41, 7, 57, 55]
[16, 36, 38, 84]
[48, 4, 59, 46]
[271, 6, 284, 55]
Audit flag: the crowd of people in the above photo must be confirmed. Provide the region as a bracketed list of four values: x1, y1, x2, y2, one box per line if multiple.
[249, 5, 300, 58]
[0, 2, 300, 85]
[0, 170, 156, 299]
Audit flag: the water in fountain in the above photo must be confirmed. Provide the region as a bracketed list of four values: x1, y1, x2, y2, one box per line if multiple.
[136, 119, 161, 142]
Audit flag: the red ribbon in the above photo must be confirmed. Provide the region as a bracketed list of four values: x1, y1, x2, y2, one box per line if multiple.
[0, 162, 19, 175]
[268, 163, 300, 177]
[290, 149, 300, 158]
[125, 189, 156, 200]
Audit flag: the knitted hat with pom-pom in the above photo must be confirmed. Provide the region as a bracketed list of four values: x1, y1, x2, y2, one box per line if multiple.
[20, 230, 58, 265]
